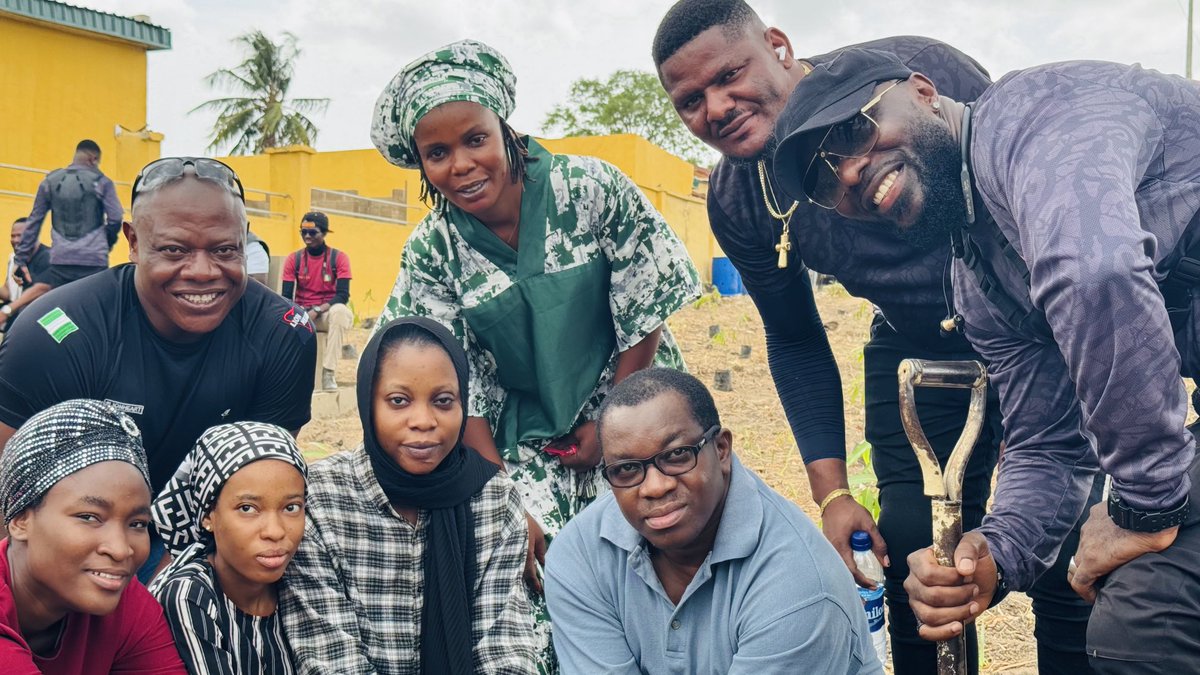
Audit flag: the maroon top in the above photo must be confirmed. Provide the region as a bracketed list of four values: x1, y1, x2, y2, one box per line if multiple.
[0, 538, 185, 674]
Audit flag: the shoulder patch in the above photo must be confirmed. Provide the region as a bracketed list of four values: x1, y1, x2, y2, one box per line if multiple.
[37, 307, 79, 343]
[282, 306, 315, 333]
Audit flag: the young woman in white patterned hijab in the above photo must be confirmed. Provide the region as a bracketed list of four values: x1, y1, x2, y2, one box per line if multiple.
[0, 399, 185, 672]
[148, 422, 306, 675]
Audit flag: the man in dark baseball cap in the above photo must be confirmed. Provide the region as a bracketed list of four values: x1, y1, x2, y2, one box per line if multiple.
[773, 50, 913, 209]
[776, 46, 1200, 673]
[772, 48, 976, 252]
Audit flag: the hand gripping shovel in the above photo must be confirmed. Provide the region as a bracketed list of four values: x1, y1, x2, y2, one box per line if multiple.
[897, 359, 988, 675]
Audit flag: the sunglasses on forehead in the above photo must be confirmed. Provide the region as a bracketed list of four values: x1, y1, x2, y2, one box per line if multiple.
[131, 157, 245, 206]
[802, 80, 903, 210]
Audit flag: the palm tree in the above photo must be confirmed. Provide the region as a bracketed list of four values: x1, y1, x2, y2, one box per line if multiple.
[194, 31, 330, 155]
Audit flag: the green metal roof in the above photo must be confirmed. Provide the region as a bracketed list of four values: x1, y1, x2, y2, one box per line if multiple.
[1, 0, 171, 50]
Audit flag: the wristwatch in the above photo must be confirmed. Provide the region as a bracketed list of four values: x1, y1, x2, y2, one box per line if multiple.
[1108, 490, 1190, 532]
[987, 559, 1011, 610]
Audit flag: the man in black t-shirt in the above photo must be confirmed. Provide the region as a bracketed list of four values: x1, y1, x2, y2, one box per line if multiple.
[0, 158, 316, 496]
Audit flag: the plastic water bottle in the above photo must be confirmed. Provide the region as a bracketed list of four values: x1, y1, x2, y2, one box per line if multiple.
[851, 530, 888, 666]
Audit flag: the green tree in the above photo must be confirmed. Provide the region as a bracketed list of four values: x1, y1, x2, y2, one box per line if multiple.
[194, 31, 330, 155]
[542, 69, 717, 167]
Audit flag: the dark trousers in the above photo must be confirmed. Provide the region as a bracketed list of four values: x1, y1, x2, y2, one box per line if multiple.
[1087, 451, 1200, 673]
[865, 319, 1094, 674]
[45, 263, 105, 288]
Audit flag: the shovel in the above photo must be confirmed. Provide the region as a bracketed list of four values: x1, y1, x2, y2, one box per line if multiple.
[897, 359, 988, 675]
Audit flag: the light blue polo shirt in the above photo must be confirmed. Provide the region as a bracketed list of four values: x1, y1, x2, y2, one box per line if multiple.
[545, 455, 881, 675]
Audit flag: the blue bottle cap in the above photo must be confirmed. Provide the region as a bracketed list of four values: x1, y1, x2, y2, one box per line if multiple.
[850, 530, 872, 552]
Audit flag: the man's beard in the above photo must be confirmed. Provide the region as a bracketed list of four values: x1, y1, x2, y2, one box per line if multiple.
[725, 133, 779, 168]
[889, 115, 967, 251]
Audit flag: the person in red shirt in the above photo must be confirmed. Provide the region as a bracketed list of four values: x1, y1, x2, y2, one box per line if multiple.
[0, 399, 184, 674]
[281, 211, 353, 390]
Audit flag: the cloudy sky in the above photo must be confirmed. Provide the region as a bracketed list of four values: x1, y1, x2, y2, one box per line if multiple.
[83, 0, 1197, 158]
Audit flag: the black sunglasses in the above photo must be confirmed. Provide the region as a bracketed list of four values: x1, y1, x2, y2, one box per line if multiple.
[802, 80, 902, 210]
[601, 425, 721, 488]
[300, 228, 321, 236]
[131, 157, 245, 207]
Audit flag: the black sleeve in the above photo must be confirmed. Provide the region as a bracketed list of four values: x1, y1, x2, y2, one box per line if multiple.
[707, 193, 846, 464]
[0, 296, 95, 429]
[246, 300, 317, 432]
[331, 278, 350, 306]
[280, 281, 296, 303]
[26, 249, 52, 287]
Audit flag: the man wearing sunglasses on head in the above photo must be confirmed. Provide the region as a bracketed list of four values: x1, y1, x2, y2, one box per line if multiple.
[772, 49, 1200, 673]
[545, 367, 880, 674]
[281, 211, 353, 390]
[652, 2, 1097, 673]
[0, 157, 317, 576]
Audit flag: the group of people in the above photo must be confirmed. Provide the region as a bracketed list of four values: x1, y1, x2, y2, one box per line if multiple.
[1, 0, 1198, 672]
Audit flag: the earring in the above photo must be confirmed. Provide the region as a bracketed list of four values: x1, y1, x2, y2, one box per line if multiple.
[932, 101, 942, 111]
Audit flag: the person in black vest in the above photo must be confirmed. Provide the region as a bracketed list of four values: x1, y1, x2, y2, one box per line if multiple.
[281, 211, 352, 390]
[16, 140, 125, 288]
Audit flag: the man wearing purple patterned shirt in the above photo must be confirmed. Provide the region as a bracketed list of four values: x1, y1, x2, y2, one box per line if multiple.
[773, 49, 1200, 671]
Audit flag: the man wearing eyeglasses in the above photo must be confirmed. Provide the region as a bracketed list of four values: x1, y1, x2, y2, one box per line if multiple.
[0, 158, 317, 576]
[545, 367, 880, 674]
[771, 49, 1200, 672]
[281, 211, 352, 391]
[652, 3, 1096, 673]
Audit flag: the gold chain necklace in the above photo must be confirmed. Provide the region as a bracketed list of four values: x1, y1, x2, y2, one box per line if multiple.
[757, 159, 797, 269]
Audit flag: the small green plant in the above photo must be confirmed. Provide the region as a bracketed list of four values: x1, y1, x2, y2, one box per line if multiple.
[824, 282, 849, 298]
[847, 439, 881, 520]
[692, 288, 721, 309]
[710, 329, 728, 346]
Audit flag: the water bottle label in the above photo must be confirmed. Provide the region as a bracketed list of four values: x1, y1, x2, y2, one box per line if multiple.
[857, 586, 885, 632]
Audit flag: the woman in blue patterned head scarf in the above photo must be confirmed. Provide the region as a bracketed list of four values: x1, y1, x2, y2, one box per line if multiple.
[371, 41, 702, 671]
[149, 422, 307, 675]
[0, 399, 185, 673]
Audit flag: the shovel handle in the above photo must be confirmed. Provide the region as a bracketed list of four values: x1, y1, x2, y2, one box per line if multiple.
[898, 359, 989, 502]
[904, 359, 986, 389]
[932, 498, 968, 675]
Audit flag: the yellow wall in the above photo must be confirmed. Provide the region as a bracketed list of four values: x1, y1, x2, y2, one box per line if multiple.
[0, 12, 161, 259]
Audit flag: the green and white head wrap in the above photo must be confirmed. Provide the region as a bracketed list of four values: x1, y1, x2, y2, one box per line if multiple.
[371, 39, 517, 169]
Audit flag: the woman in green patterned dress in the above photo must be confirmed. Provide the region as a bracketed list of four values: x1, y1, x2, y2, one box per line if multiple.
[370, 39, 700, 672]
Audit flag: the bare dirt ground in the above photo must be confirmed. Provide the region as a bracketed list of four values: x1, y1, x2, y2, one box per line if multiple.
[299, 288, 1038, 674]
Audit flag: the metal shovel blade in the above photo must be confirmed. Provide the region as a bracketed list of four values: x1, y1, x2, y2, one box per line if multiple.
[898, 359, 988, 675]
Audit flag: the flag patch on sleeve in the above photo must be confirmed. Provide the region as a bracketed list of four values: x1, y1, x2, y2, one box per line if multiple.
[37, 307, 79, 344]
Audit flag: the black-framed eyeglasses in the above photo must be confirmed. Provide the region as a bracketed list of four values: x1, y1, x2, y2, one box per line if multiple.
[802, 80, 903, 210]
[300, 228, 321, 236]
[601, 425, 721, 488]
[131, 157, 245, 207]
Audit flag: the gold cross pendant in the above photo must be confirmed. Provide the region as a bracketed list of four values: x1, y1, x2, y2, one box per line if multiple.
[775, 232, 791, 269]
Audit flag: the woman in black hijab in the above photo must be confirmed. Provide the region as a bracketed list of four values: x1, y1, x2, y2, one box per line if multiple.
[280, 317, 536, 674]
